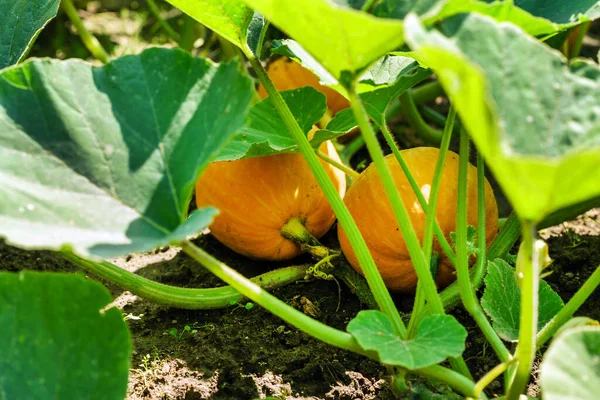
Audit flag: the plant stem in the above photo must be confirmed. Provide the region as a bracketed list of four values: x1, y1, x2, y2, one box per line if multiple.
[379, 123, 456, 265]
[219, 34, 240, 60]
[411, 80, 443, 106]
[61, 0, 110, 63]
[488, 212, 520, 260]
[280, 217, 322, 247]
[339, 135, 365, 166]
[473, 359, 515, 399]
[199, 31, 218, 57]
[181, 240, 367, 354]
[275, 217, 379, 308]
[506, 222, 540, 400]
[422, 107, 455, 266]
[60, 251, 308, 309]
[456, 130, 510, 365]
[421, 106, 461, 135]
[146, 0, 180, 41]
[254, 21, 270, 60]
[414, 365, 480, 398]
[360, 0, 378, 12]
[406, 280, 425, 337]
[569, 21, 590, 59]
[406, 255, 438, 338]
[280, 217, 333, 259]
[473, 149, 488, 286]
[436, 193, 596, 314]
[407, 106, 455, 337]
[348, 83, 473, 378]
[399, 91, 443, 145]
[536, 265, 600, 348]
[439, 211, 521, 311]
[179, 15, 197, 52]
[317, 151, 360, 180]
[247, 55, 406, 338]
[333, 260, 379, 310]
[348, 86, 444, 315]
[385, 99, 402, 121]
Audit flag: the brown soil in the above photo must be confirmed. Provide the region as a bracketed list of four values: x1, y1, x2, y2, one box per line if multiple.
[1, 209, 599, 399]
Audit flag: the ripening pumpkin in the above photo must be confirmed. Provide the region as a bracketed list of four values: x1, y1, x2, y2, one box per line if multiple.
[195, 129, 346, 261]
[257, 57, 350, 115]
[337, 147, 498, 293]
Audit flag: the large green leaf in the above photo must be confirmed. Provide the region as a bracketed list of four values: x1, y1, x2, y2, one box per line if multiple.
[0, 271, 131, 399]
[347, 311, 467, 369]
[505, 0, 600, 24]
[166, 0, 254, 53]
[376, 0, 600, 37]
[216, 87, 327, 160]
[271, 39, 432, 101]
[373, 0, 442, 19]
[540, 326, 600, 399]
[481, 259, 564, 342]
[0, 0, 60, 69]
[271, 40, 425, 95]
[312, 59, 430, 145]
[0, 48, 253, 258]
[405, 14, 600, 222]
[242, 0, 405, 79]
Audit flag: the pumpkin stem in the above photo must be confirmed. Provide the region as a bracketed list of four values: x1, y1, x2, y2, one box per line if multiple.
[280, 217, 337, 260]
[280, 217, 316, 243]
[282, 219, 379, 310]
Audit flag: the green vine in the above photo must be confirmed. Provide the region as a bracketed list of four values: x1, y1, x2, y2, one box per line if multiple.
[246, 54, 407, 338]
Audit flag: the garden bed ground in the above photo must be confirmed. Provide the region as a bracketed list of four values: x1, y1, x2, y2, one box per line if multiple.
[1, 210, 599, 399]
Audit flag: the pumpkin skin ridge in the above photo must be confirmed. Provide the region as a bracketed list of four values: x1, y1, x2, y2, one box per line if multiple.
[196, 136, 345, 261]
[337, 147, 498, 293]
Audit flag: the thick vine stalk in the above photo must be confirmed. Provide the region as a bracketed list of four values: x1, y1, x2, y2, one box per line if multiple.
[246, 54, 406, 338]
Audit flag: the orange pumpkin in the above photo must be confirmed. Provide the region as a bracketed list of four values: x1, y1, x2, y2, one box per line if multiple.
[196, 131, 346, 261]
[337, 147, 498, 292]
[257, 57, 350, 115]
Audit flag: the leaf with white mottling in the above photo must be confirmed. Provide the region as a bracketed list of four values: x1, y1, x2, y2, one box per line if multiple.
[0, 48, 253, 258]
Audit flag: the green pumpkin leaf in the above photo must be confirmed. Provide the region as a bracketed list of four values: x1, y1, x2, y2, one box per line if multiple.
[0, 0, 60, 69]
[540, 326, 600, 399]
[509, 0, 600, 24]
[246, 12, 268, 57]
[271, 39, 339, 88]
[347, 311, 467, 369]
[373, 0, 442, 20]
[312, 58, 429, 145]
[243, 0, 404, 79]
[216, 87, 327, 160]
[166, 0, 254, 53]
[375, 0, 600, 37]
[405, 14, 600, 222]
[450, 226, 480, 256]
[0, 271, 131, 399]
[481, 259, 564, 342]
[0, 48, 253, 258]
[271, 40, 426, 96]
